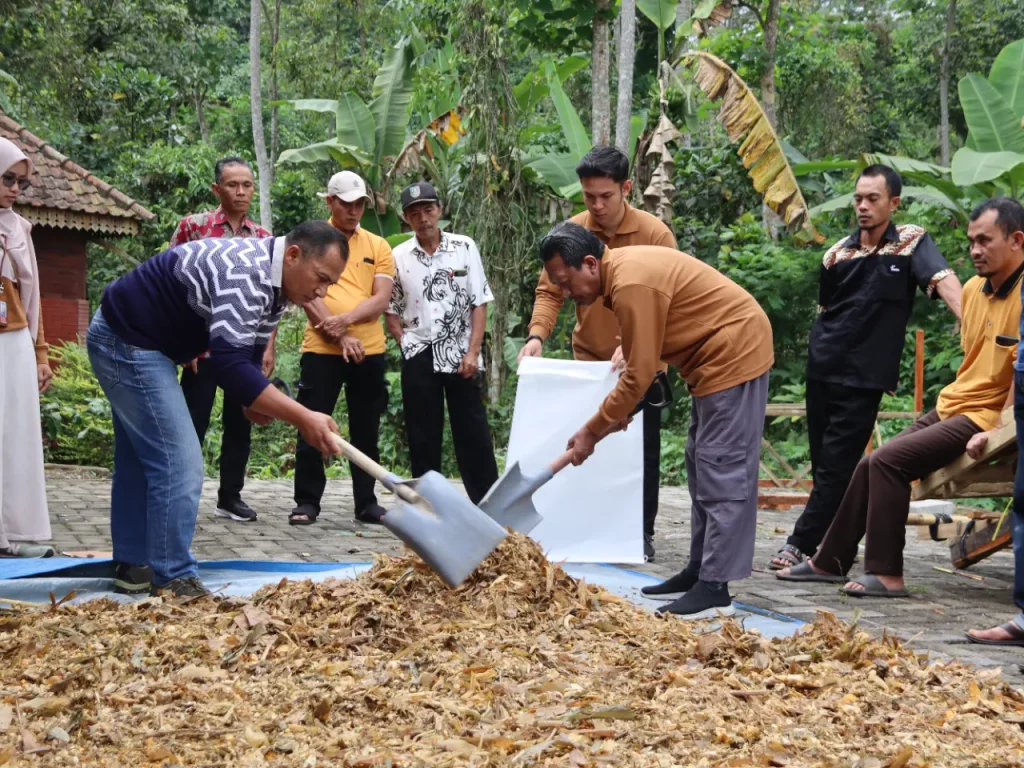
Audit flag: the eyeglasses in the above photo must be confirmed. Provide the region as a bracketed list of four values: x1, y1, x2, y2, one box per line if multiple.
[1, 173, 30, 191]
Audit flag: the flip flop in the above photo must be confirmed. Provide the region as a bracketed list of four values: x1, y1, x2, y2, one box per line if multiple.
[768, 543, 805, 571]
[965, 621, 1024, 647]
[776, 561, 846, 584]
[841, 573, 908, 598]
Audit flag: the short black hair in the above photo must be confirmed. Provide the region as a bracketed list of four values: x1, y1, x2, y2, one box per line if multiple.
[538, 221, 605, 267]
[576, 145, 630, 184]
[858, 164, 902, 198]
[286, 220, 350, 263]
[970, 197, 1024, 239]
[214, 156, 253, 185]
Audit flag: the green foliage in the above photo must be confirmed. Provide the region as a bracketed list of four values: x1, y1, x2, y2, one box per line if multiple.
[40, 343, 113, 469]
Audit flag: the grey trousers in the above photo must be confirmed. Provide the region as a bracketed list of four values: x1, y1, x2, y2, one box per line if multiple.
[685, 371, 769, 583]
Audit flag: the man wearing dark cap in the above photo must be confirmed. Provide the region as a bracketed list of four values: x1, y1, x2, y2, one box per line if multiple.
[385, 182, 499, 504]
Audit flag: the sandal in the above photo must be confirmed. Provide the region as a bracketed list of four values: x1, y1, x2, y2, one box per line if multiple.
[289, 504, 319, 526]
[768, 543, 805, 571]
[776, 560, 846, 584]
[841, 573, 908, 598]
[965, 621, 1024, 647]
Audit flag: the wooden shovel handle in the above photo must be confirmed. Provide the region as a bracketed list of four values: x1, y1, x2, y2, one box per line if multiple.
[549, 449, 575, 475]
[329, 435, 422, 505]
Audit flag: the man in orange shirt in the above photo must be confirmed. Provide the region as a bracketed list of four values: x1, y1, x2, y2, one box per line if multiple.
[540, 221, 774, 620]
[518, 146, 675, 561]
[290, 172, 395, 526]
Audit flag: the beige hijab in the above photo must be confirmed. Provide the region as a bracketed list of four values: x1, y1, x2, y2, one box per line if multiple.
[0, 137, 39, 342]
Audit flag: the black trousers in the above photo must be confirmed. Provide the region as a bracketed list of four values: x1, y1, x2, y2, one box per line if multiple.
[787, 377, 883, 556]
[180, 357, 252, 505]
[294, 352, 388, 515]
[400, 348, 499, 505]
[641, 396, 662, 538]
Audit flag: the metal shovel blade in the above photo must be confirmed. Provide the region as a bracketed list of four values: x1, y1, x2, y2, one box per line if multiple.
[379, 471, 508, 588]
[478, 462, 553, 534]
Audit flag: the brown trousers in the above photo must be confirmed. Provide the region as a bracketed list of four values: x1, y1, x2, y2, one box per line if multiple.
[813, 410, 981, 577]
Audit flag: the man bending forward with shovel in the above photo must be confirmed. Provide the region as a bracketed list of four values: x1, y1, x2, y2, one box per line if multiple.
[541, 221, 774, 620]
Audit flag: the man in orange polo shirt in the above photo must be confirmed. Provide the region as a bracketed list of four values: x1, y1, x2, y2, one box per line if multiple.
[519, 146, 676, 561]
[540, 221, 774, 620]
[290, 171, 395, 525]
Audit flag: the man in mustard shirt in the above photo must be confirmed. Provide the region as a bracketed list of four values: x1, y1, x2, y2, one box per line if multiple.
[779, 198, 1023, 598]
[290, 172, 395, 525]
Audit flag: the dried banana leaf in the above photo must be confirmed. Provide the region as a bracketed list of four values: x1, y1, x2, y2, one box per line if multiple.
[682, 51, 824, 245]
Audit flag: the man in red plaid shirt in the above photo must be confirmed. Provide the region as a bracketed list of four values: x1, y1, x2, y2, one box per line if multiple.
[172, 157, 273, 523]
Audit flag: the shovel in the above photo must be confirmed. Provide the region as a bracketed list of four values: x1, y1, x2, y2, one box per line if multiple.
[478, 449, 575, 533]
[328, 435, 507, 588]
[480, 369, 675, 534]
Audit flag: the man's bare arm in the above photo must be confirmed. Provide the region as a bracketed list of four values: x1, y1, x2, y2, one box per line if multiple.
[935, 273, 963, 322]
[385, 313, 404, 344]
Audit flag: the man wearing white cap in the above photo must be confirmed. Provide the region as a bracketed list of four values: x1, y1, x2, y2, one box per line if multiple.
[290, 171, 396, 525]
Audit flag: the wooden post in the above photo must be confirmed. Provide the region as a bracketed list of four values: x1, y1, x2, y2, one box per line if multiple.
[915, 329, 925, 414]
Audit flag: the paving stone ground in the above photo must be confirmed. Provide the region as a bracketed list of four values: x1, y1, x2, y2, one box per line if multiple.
[44, 465, 1024, 688]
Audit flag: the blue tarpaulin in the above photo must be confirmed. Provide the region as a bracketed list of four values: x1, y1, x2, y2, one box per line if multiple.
[0, 557, 804, 638]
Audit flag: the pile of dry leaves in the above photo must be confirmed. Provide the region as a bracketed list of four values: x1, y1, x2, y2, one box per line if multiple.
[0, 534, 1021, 766]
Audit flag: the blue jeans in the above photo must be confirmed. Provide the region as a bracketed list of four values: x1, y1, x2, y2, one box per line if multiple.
[1012, 369, 1024, 618]
[87, 310, 204, 585]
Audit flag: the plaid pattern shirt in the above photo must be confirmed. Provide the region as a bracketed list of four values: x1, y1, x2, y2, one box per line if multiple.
[170, 207, 272, 359]
[170, 207, 270, 248]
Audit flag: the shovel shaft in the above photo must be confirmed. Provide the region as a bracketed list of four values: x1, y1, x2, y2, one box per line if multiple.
[329, 435, 423, 506]
[549, 449, 575, 475]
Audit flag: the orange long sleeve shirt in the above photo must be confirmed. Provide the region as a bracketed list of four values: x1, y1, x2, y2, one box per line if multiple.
[528, 203, 676, 361]
[584, 246, 775, 436]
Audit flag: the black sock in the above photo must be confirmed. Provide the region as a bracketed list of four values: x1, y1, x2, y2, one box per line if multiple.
[641, 562, 700, 595]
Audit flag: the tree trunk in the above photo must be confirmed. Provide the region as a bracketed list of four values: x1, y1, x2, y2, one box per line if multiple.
[760, 0, 781, 130]
[269, 0, 281, 183]
[195, 92, 210, 144]
[939, 0, 957, 167]
[592, 0, 611, 146]
[250, 0, 273, 230]
[614, 0, 635, 154]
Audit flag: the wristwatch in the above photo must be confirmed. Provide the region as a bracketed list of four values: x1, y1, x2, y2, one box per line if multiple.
[526, 334, 544, 345]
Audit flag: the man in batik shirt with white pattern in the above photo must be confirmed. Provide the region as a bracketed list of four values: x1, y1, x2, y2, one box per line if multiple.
[769, 165, 963, 572]
[385, 182, 499, 504]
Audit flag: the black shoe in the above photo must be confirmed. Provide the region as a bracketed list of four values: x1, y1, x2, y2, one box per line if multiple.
[355, 503, 386, 525]
[644, 535, 655, 562]
[152, 576, 211, 599]
[657, 581, 735, 620]
[113, 562, 153, 595]
[215, 498, 258, 522]
[640, 564, 699, 600]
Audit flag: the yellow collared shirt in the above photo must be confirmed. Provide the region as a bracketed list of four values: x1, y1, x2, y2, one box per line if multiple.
[301, 224, 396, 356]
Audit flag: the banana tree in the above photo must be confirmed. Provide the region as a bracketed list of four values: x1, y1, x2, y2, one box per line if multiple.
[805, 38, 1024, 219]
[519, 56, 647, 206]
[276, 35, 464, 241]
[951, 38, 1024, 198]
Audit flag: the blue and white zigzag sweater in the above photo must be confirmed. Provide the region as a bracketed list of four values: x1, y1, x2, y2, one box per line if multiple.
[100, 237, 286, 406]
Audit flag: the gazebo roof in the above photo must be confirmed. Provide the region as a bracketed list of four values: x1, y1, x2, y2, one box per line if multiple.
[0, 113, 155, 236]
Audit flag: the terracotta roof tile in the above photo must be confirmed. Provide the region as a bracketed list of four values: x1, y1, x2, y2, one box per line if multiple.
[0, 112, 155, 224]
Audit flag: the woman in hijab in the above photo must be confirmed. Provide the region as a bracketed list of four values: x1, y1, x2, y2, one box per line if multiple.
[0, 136, 54, 558]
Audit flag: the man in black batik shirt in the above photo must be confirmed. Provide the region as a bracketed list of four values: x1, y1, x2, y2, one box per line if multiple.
[769, 165, 962, 571]
[385, 182, 499, 504]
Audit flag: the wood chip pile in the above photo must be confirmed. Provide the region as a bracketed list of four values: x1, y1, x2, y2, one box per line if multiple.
[0, 534, 1022, 766]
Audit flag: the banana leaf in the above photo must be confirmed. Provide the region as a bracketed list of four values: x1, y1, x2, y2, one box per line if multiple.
[959, 73, 1024, 153]
[370, 38, 415, 165]
[681, 51, 823, 244]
